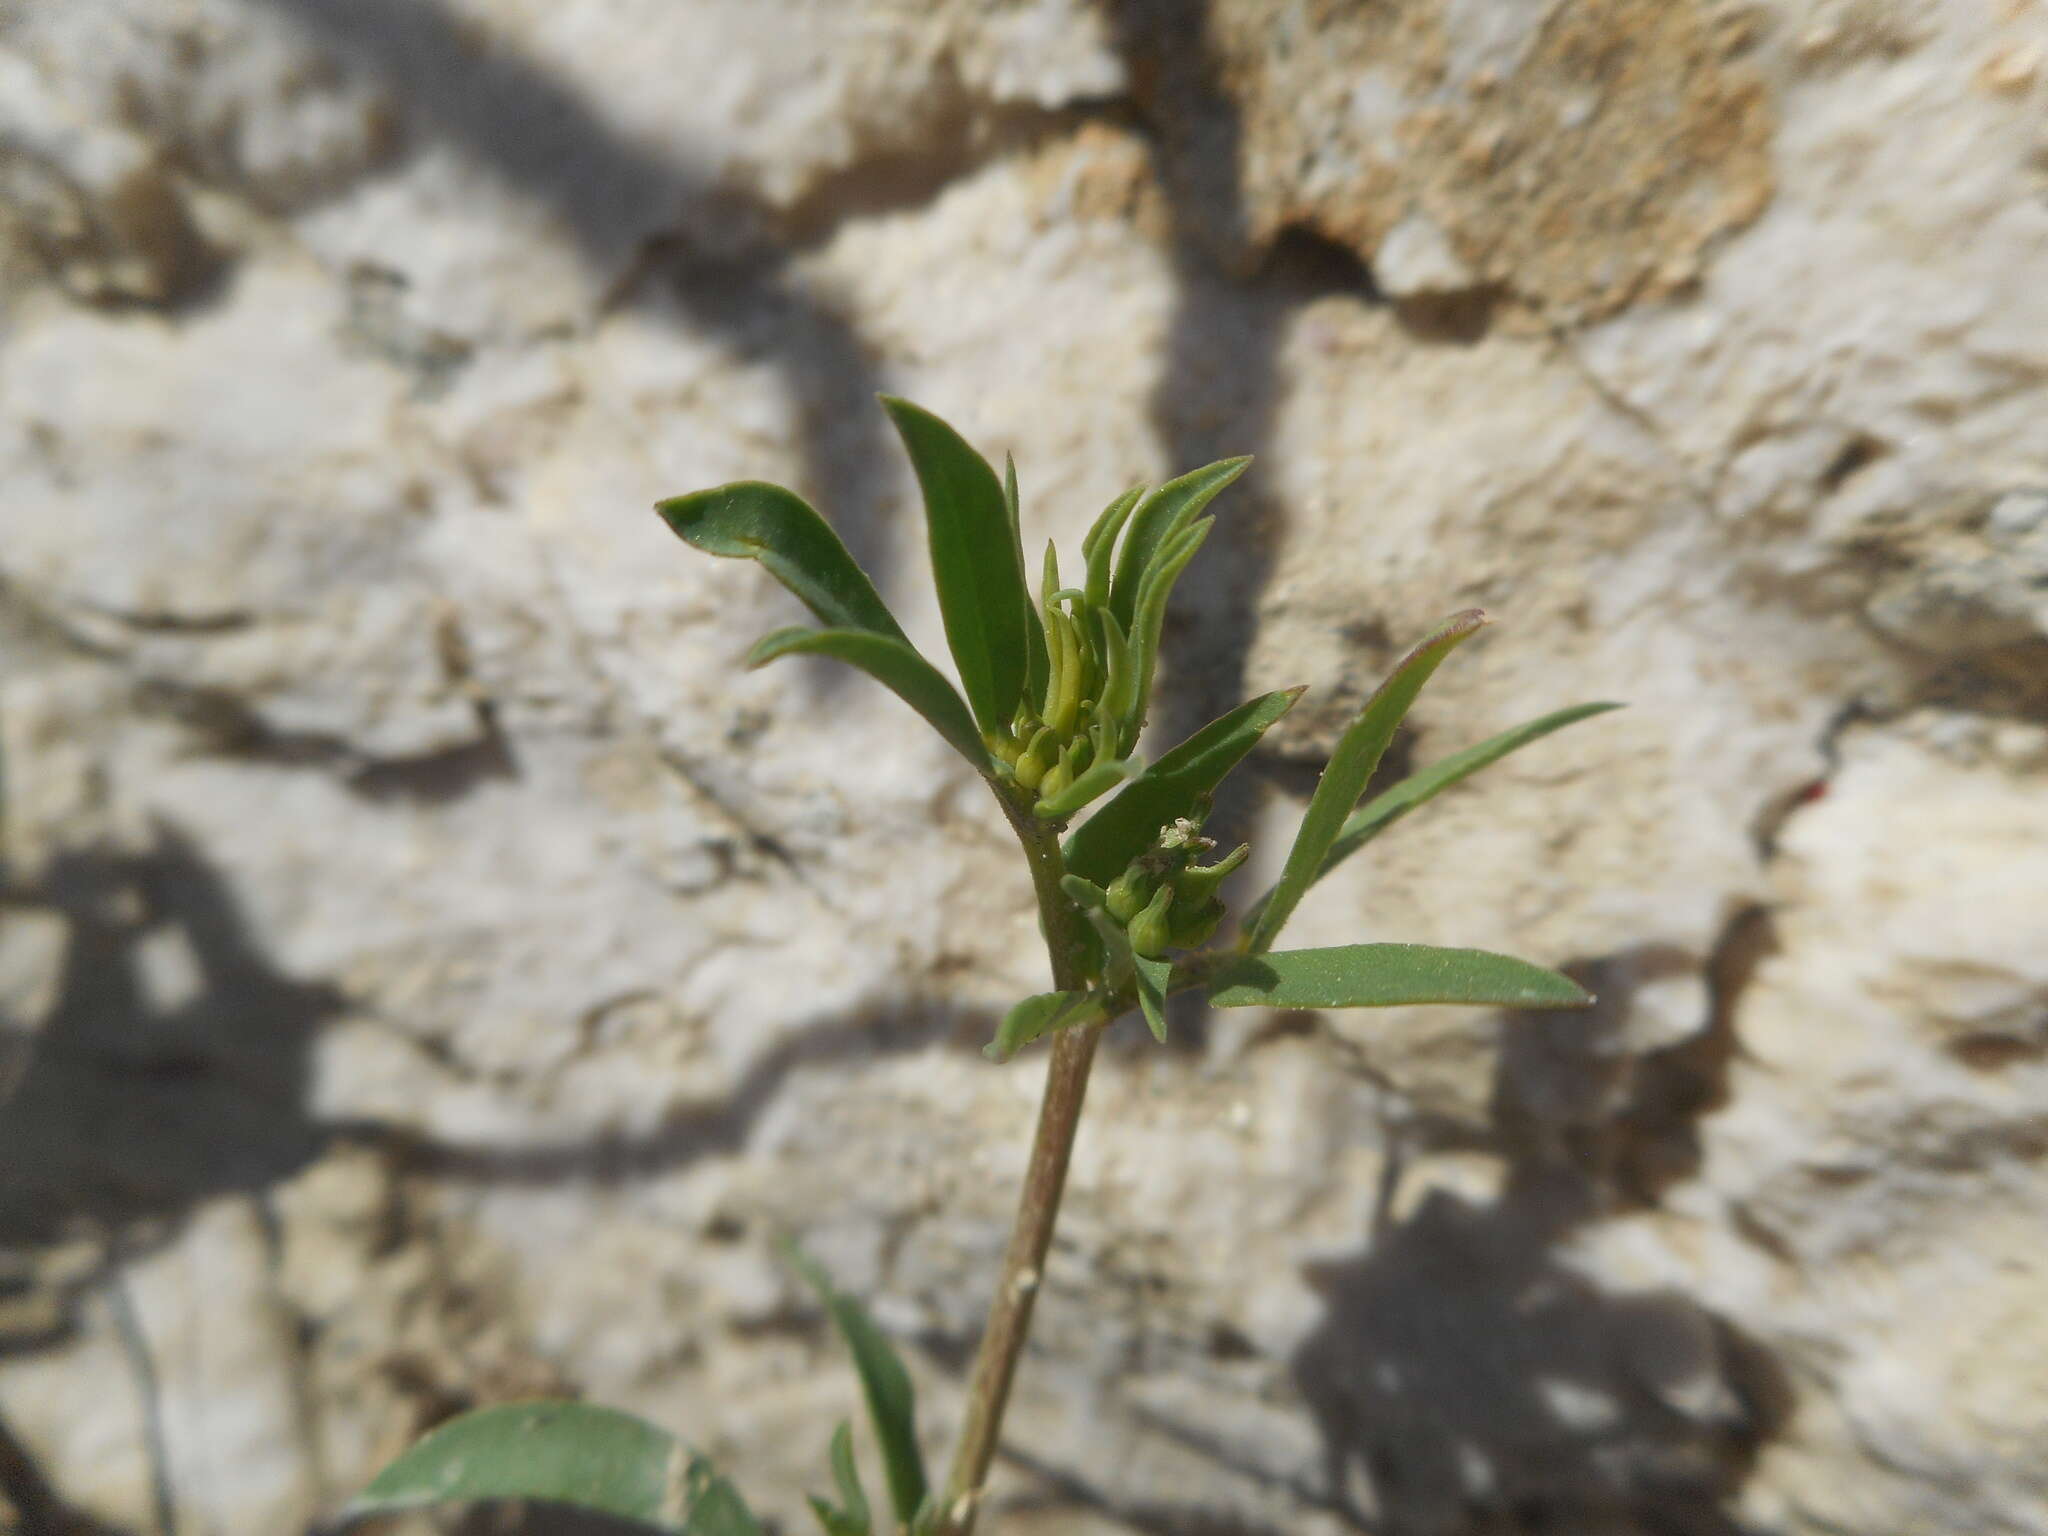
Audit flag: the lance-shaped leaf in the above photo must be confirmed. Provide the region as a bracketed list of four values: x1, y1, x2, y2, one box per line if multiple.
[1122, 517, 1215, 747]
[1064, 688, 1304, 886]
[1132, 952, 1173, 1044]
[988, 988, 1106, 1062]
[657, 482, 905, 641]
[1006, 453, 1050, 710]
[748, 628, 983, 767]
[1244, 611, 1487, 955]
[1315, 701, 1623, 887]
[1239, 700, 1622, 936]
[1204, 944, 1592, 1011]
[808, 1422, 871, 1536]
[1082, 485, 1145, 610]
[345, 1402, 761, 1534]
[786, 1247, 927, 1530]
[1107, 458, 1251, 632]
[882, 397, 1034, 737]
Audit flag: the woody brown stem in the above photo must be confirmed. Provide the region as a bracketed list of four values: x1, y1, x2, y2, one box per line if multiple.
[936, 790, 1104, 1535]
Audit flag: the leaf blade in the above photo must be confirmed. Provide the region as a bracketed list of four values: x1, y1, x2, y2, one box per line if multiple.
[786, 1249, 928, 1529]
[1133, 953, 1172, 1043]
[1064, 688, 1304, 886]
[1007, 453, 1051, 711]
[987, 989, 1105, 1062]
[345, 1402, 760, 1535]
[1321, 701, 1623, 880]
[1244, 611, 1487, 954]
[748, 627, 984, 766]
[828, 1422, 871, 1531]
[1205, 944, 1593, 1011]
[882, 397, 1033, 738]
[1106, 458, 1251, 632]
[656, 482, 904, 641]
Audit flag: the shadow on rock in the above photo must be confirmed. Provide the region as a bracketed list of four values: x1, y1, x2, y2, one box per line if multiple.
[0, 821, 342, 1285]
[253, 0, 1070, 617]
[1291, 921, 1794, 1535]
[1294, 1170, 1788, 1535]
[0, 816, 991, 1529]
[1105, 0, 1384, 791]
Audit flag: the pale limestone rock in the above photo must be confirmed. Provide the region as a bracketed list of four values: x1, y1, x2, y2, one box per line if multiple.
[0, 48, 222, 307]
[1372, 211, 1477, 300]
[1571, 712, 2048, 1534]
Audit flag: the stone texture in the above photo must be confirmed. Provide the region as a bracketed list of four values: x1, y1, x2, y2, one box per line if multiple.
[1124, 0, 1777, 320]
[2, 2, 2046, 1535]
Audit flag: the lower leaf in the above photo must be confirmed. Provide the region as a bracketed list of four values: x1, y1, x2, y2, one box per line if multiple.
[988, 989, 1105, 1062]
[1204, 944, 1592, 1010]
[785, 1248, 928, 1530]
[344, 1402, 760, 1535]
[1133, 953, 1172, 1043]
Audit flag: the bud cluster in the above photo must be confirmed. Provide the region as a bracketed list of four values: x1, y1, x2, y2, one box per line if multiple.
[1076, 811, 1250, 968]
[987, 476, 1224, 818]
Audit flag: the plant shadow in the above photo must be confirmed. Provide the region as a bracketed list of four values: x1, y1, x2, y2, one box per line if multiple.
[0, 818, 984, 1533]
[1289, 923, 1794, 1534]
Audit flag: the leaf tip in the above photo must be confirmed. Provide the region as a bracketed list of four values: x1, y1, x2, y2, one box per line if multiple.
[876, 393, 928, 430]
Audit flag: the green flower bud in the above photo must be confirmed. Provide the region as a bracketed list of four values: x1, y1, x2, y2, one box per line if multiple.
[1169, 841, 1248, 910]
[1013, 725, 1059, 791]
[1166, 897, 1225, 950]
[1126, 882, 1175, 959]
[1161, 841, 1248, 950]
[1104, 863, 1155, 923]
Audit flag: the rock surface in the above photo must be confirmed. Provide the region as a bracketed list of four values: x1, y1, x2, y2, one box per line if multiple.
[2, 2, 2044, 1534]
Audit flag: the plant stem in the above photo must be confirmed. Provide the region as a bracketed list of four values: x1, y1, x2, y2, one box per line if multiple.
[937, 790, 1102, 1535]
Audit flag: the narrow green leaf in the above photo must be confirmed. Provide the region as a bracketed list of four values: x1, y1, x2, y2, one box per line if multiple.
[988, 989, 1104, 1062]
[748, 628, 983, 767]
[805, 1422, 870, 1536]
[1107, 458, 1251, 632]
[1064, 688, 1304, 886]
[1125, 517, 1214, 744]
[1032, 756, 1136, 820]
[1004, 454, 1022, 554]
[786, 1248, 927, 1529]
[827, 1422, 871, 1531]
[1320, 701, 1623, 882]
[657, 482, 904, 641]
[1204, 944, 1593, 1010]
[1093, 606, 1137, 731]
[1245, 611, 1487, 954]
[1082, 486, 1145, 610]
[882, 397, 1033, 737]
[1007, 454, 1050, 710]
[1133, 953, 1172, 1043]
[344, 1402, 760, 1534]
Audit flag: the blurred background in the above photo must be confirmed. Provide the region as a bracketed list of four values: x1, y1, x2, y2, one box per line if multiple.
[2, 1, 2045, 1532]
